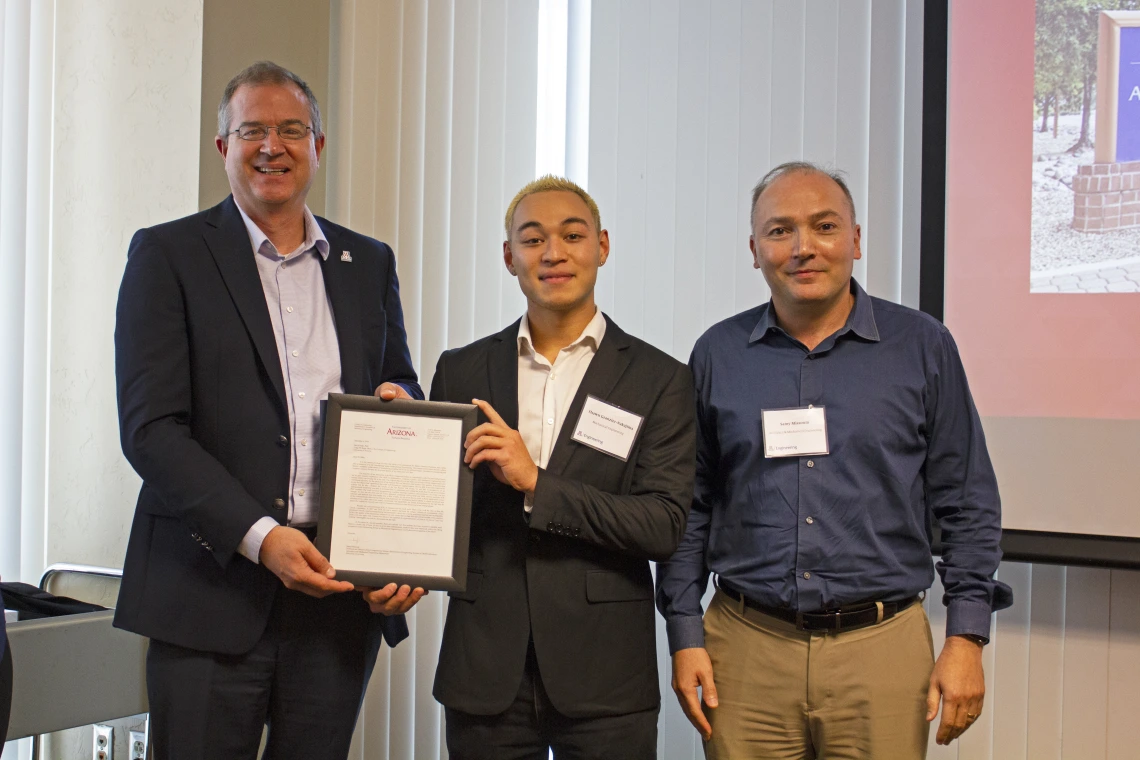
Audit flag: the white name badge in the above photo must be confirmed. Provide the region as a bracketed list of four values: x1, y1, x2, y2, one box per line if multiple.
[571, 395, 644, 461]
[761, 406, 829, 458]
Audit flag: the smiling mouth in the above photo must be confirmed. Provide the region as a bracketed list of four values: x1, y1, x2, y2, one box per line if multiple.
[256, 167, 289, 175]
[540, 274, 573, 283]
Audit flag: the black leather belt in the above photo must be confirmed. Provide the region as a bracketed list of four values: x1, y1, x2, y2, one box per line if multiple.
[718, 582, 919, 633]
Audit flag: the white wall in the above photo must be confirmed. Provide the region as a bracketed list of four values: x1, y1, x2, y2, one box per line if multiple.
[45, 0, 203, 571]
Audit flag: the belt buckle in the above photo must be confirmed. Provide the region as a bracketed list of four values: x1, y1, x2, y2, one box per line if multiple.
[795, 611, 806, 631]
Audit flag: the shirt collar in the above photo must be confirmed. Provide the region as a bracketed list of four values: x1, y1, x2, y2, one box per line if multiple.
[517, 308, 607, 357]
[235, 201, 330, 261]
[749, 279, 880, 344]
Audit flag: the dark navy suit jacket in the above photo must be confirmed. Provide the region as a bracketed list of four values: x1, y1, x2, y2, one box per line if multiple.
[113, 196, 421, 654]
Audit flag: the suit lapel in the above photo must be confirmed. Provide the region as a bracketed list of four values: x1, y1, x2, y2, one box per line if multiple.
[488, 320, 521, 429]
[203, 197, 287, 409]
[544, 315, 634, 476]
[317, 224, 365, 395]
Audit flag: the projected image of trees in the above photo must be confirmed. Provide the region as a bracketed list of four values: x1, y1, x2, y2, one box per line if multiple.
[1031, 0, 1140, 294]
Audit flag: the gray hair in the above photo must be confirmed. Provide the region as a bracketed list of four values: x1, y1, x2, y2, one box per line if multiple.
[217, 61, 322, 138]
[749, 161, 857, 232]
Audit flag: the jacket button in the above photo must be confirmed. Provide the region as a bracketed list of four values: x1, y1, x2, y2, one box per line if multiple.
[273, 498, 286, 509]
[277, 435, 288, 447]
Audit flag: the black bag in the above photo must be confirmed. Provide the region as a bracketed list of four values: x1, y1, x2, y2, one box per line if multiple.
[0, 582, 106, 621]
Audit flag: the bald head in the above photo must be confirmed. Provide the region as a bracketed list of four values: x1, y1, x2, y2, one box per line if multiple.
[750, 162, 857, 234]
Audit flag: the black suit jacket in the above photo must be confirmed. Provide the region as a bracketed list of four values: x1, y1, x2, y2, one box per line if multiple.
[431, 316, 696, 719]
[113, 196, 422, 654]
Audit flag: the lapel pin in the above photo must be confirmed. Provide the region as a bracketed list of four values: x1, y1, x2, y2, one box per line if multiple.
[341, 250, 353, 262]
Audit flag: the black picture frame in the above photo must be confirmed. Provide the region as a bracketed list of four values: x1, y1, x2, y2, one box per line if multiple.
[315, 393, 477, 591]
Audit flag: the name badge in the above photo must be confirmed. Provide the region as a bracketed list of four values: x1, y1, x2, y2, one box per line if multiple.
[761, 406, 829, 458]
[571, 395, 644, 461]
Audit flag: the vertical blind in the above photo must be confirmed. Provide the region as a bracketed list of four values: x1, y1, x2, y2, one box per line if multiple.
[0, 0, 53, 590]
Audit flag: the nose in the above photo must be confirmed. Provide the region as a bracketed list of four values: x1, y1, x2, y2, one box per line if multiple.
[792, 229, 815, 259]
[541, 237, 568, 263]
[258, 129, 286, 154]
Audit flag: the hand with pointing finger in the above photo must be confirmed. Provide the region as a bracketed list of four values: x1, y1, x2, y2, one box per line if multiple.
[464, 399, 538, 494]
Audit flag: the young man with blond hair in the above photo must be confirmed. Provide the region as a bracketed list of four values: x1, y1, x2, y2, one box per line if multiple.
[431, 176, 696, 758]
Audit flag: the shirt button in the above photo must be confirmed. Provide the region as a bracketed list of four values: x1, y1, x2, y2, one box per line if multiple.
[301, 438, 307, 446]
[286, 306, 294, 313]
[299, 489, 306, 496]
[292, 350, 299, 357]
[298, 392, 306, 399]
[803, 571, 812, 579]
[806, 516, 814, 524]
[547, 418, 554, 425]
[806, 460, 814, 468]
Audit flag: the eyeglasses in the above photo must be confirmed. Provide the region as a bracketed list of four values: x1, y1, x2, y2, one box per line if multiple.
[226, 123, 314, 141]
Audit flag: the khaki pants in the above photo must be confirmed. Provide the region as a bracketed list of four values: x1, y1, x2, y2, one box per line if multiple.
[703, 589, 934, 760]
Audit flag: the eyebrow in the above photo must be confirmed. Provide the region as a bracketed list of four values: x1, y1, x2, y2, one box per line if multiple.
[760, 209, 843, 228]
[237, 118, 306, 127]
[514, 217, 592, 235]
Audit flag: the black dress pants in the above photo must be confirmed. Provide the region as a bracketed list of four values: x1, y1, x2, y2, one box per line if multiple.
[445, 641, 657, 760]
[146, 587, 378, 760]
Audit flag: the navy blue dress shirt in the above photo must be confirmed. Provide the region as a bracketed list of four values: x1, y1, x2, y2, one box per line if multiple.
[656, 280, 1013, 653]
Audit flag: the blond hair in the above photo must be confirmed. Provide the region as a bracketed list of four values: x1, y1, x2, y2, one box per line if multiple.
[504, 175, 602, 237]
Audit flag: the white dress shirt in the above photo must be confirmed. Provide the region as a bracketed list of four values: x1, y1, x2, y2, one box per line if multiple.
[235, 202, 342, 563]
[516, 309, 607, 512]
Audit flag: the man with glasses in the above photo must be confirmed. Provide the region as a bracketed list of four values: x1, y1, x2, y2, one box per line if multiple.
[114, 61, 424, 759]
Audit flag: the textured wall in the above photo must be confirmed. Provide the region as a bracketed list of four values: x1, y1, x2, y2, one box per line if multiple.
[46, 0, 203, 571]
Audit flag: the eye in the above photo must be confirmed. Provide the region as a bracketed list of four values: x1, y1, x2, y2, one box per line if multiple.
[819, 221, 838, 231]
[767, 226, 788, 236]
[278, 124, 310, 139]
[565, 233, 584, 241]
[238, 125, 269, 140]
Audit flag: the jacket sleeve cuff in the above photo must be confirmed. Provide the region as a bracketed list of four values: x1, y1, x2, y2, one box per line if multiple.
[945, 599, 993, 643]
[237, 516, 279, 564]
[666, 615, 706, 654]
[396, 382, 424, 400]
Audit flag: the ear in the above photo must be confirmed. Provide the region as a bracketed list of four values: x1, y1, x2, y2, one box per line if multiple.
[597, 229, 610, 267]
[216, 135, 229, 161]
[749, 235, 761, 269]
[852, 224, 862, 261]
[503, 240, 517, 276]
[314, 131, 327, 165]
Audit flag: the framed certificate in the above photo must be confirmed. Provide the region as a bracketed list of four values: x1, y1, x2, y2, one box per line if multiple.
[315, 393, 477, 592]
